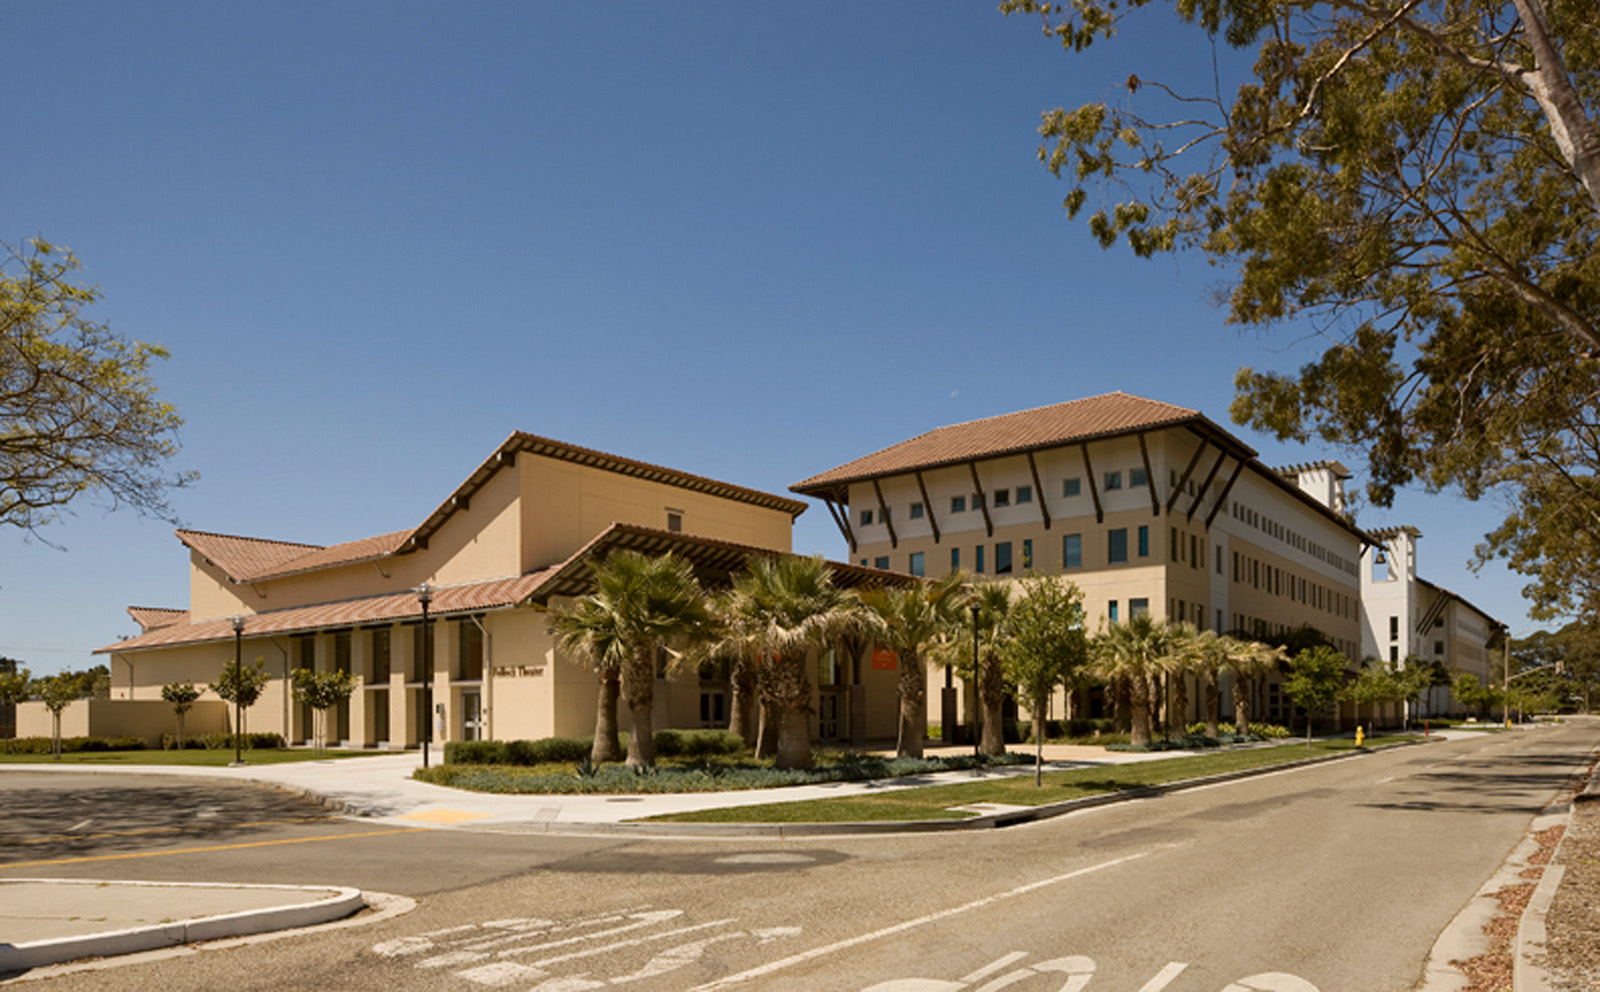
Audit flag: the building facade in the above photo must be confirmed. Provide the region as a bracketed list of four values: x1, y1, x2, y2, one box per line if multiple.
[87, 433, 905, 748]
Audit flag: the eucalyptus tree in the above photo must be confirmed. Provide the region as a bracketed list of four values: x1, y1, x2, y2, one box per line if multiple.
[1004, 575, 1089, 783]
[548, 550, 712, 769]
[860, 570, 968, 759]
[719, 554, 871, 770]
[1090, 614, 1170, 748]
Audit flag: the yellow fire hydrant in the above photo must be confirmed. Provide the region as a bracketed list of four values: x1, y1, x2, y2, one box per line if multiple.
[1355, 725, 1365, 748]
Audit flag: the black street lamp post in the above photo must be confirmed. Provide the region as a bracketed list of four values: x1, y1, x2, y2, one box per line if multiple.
[417, 584, 433, 769]
[230, 616, 246, 767]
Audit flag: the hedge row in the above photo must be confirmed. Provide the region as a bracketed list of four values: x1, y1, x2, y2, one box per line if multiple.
[0, 735, 146, 754]
[161, 732, 287, 750]
[444, 729, 747, 766]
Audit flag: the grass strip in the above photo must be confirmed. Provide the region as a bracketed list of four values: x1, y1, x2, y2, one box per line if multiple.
[0, 748, 391, 766]
[643, 736, 1420, 823]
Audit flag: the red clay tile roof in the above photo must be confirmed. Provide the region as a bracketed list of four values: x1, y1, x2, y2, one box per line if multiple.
[176, 529, 411, 584]
[791, 392, 1252, 500]
[97, 570, 559, 655]
[100, 524, 909, 655]
[126, 606, 188, 632]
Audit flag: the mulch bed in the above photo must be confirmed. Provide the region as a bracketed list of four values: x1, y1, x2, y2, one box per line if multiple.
[1546, 782, 1600, 991]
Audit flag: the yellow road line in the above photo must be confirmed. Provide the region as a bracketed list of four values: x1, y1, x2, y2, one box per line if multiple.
[12, 816, 337, 846]
[0, 827, 432, 870]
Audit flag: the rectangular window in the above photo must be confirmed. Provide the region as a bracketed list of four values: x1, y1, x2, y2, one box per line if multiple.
[861, 508, 874, 525]
[1064, 478, 1081, 497]
[1130, 467, 1147, 488]
[1170, 527, 1179, 562]
[1137, 525, 1149, 557]
[910, 502, 925, 519]
[1233, 551, 1240, 582]
[1022, 539, 1033, 569]
[994, 489, 1011, 507]
[875, 556, 890, 570]
[1216, 547, 1223, 574]
[1435, 640, 1445, 655]
[411, 626, 428, 681]
[1130, 597, 1149, 619]
[371, 628, 391, 683]
[1108, 528, 1128, 563]
[1063, 533, 1082, 568]
[909, 552, 925, 577]
[1389, 616, 1399, 640]
[975, 545, 985, 573]
[1390, 646, 1399, 663]
[1104, 471, 1122, 491]
[1108, 600, 1120, 623]
[298, 635, 316, 670]
[334, 631, 352, 675]
[1216, 609, 1223, 632]
[950, 547, 961, 571]
[951, 495, 966, 513]
[666, 509, 683, 532]
[1191, 535, 1199, 569]
[459, 621, 484, 681]
[1016, 485, 1033, 504]
[995, 541, 1013, 574]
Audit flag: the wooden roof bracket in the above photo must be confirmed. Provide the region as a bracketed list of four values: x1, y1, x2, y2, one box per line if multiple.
[1080, 443, 1103, 524]
[824, 498, 857, 553]
[1188, 449, 1230, 523]
[1168, 440, 1210, 513]
[1026, 451, 1052, 530]
[967, 462, 994, 537]
[871, 478, 898, 549]
[914, 470, 941, 544]
[1204, 460, 1246, 529]
[1137, 433, 1159, 517]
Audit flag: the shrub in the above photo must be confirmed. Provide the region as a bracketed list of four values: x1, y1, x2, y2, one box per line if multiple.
[194, 731, 285, 750]
[0, 735, 146, 754]
[506, 736, 592, 765]
[445, 740, 508, 764]
[1248, 723, 1292, 739]
[652, 729, 744, 759]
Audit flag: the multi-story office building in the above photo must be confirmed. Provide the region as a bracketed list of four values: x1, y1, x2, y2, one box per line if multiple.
[792, 392, 1371, 727]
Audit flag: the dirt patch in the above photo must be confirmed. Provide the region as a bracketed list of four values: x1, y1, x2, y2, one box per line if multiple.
[1546, 776, 1600, 991]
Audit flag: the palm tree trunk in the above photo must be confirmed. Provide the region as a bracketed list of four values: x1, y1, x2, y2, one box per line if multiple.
[1113, 676, 1130, 733]
[1129, 674, 1153, 748]
[1233, 675, 1251, 736]
[728, 659, 754, 745]
[979, 649, 1006, 757]
[755, 700, 778, 759]
[626, 697, 656, 768]
[592, 674, 623, 763]
[896, 651, 925, 759]
[775, 704, 813, 770]
[1204, 669, 1220, 738]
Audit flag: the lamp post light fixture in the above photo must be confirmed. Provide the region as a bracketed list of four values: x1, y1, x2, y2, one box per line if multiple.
[416, 583, 434, 769]
[971, 602, 981, 760]
[230, 616, 246, 767]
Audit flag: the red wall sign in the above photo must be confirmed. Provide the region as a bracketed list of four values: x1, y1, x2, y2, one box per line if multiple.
[871, 647, 898, 671]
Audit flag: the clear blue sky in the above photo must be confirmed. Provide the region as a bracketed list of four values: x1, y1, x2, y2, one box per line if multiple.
[2, 2, 1536, 675]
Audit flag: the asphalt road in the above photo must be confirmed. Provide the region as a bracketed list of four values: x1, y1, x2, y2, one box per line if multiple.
[3, 722, 1596, 992]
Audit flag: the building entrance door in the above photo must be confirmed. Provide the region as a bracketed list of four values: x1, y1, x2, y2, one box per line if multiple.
[818, 689, 844, 741]
[461, 690, 482, 741]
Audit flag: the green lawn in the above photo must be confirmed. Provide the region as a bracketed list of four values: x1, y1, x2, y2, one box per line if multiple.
[644, 736, 1420, 823]
[0, 748, 394, 766]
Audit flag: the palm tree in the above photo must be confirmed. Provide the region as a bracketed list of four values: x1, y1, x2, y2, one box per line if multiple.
[548, 550, 711, 769]
[1222, 636, 1285, 736]
[718, 555, 869, 770]
[969, 580, 1011, 757]
[1178, 627, 1230, 738]
[1090, 613, 1169, 748]
[860, 570, 967, 759]
[1162, 622, 1205, 740]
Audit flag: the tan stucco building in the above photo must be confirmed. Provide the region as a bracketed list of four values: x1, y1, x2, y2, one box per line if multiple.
[792, 392, 1375, 730]
[86, 433, 904, 748]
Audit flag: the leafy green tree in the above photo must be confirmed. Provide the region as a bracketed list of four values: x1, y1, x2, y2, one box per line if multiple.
[161, 680, 202, 749]
[208, 658, 268, 743]
[549, 551, 712, 769]
[33, 673, 80, 759]
[1004, 1, 1600, 617]
[290, 669, 356, 753]
[1346, 663, 1399, 732]
[1454, 672, 1502, 719]
[716, 555, 870, 770]
[1283, 646, 1348, 744]
[860, 570, 968, 759]
[0, 665, 31, 709]
[1, 239, 193, 535]
[1091, 614, 1170, 748]
[1003, 575, 1089, 783]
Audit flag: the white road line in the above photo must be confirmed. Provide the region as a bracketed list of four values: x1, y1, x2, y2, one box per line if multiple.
[66, 818, 93, 833]
[1136, 961, 1188, 991]
[1375, 776, 1395, 785]
[961, 952, 1028, 983]
[685, 853, 1147, 992]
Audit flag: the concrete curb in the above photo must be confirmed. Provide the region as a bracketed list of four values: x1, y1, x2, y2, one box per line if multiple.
[448, 738, 1434, 838]
[0, 880, 365, 974]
